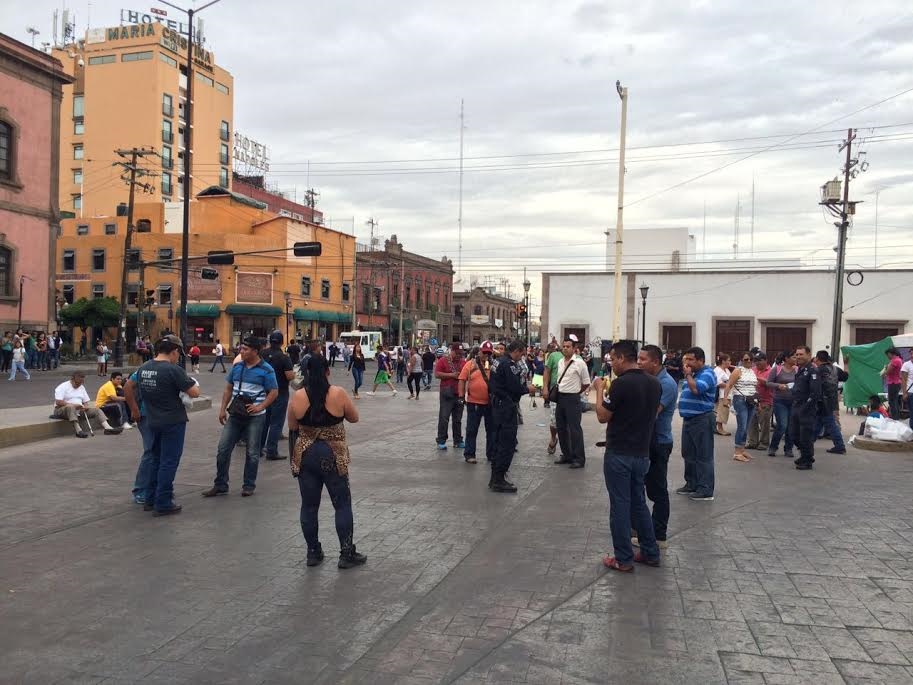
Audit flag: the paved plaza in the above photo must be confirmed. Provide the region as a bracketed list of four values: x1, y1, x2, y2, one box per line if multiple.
[1, 370, 912, 684]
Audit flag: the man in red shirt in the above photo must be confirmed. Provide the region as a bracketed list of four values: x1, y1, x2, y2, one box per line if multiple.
[435, 344, 466, 450]
[747, 352, 772, 450]
[885, 347, 904, 419]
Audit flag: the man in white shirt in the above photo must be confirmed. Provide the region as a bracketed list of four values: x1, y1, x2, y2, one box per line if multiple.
[53, 372, 121, 438]
[554, 338, 591, 469]
[209, 339, 227, 373]
[901, 352, 913, 429]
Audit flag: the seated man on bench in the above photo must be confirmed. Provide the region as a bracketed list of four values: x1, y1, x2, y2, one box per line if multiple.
[96, 371, 133, 429]
[53, 372, 122, 438]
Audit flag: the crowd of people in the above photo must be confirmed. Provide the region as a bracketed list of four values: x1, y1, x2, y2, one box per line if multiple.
[3, 330, 64, 379]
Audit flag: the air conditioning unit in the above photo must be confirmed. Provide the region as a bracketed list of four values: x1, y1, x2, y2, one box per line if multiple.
[821, 178, 841, 203]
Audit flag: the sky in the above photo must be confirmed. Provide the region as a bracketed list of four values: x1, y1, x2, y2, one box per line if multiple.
[6, 0, 913, 312]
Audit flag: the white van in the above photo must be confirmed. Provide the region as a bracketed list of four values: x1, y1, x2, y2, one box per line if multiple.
[338, 331, 383, 360]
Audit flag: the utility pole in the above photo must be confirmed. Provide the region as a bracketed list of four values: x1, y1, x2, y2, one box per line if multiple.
[819, 129, 860, 365]
[113, 147, 156, 367]
[611, 80, 628, 341]
[458, 98, 464, 280]
[397, 253, 405, 346]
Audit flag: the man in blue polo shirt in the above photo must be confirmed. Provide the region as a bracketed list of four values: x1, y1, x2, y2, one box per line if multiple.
[677, 346, 717, 501]
[202, 336, 278, 498]
[635, 344, 679, 547]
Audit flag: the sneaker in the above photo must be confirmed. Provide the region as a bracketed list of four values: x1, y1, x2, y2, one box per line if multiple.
[338, 550, 367, 569]
[465, 456, 477, 464]
[633, 551, 661, 567]
[306, 548, 325, 567]
[602, 556, 633, 572]
[366, 391, 375, 396]
[201, 486, 228, 497]
[153, 504, 183, 517]
[103, 428, 123, 435]
[122, 423, 134, 430]
[795, 463, 813, 471]
[689, 493, 714, 501]
[241, 486, 255, 497]
[455, 441, 465, 449]
[767, 450, 777, 457]
[826, 447, 846, 454]
[568, 462, 585, 469]
[675, 486, 696, 495]
[75, 431, 89, 439]
[784, 451, 795, 459]
[133, 493, 146, 504]
[437, 442, 447, 450]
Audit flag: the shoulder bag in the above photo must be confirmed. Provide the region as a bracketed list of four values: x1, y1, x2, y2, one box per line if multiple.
[226, 363, 254, 420]
[547, 360, 573, 404]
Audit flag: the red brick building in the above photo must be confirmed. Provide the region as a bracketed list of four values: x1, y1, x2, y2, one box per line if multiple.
[232, 173, 323, 225]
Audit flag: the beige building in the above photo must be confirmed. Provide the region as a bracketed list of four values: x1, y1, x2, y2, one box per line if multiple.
[53, 22, 234, 218]
[452, 287, 518, 344]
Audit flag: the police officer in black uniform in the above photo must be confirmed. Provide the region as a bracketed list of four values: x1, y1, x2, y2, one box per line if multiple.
[489, 340, 535, 493]
[790, 345, 822, 470]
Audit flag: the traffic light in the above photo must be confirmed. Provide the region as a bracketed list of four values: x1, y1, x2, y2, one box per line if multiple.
[207, 250, 234, 265]
[293, 241, 322, 257]
[518, 303, 528, 319]
[200, 267, 219, 280]
[145, 289, 156, 307]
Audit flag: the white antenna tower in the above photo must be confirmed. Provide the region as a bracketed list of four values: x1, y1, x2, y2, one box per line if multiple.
[733, 193, 740, 258]
[457, 98, 464, 280]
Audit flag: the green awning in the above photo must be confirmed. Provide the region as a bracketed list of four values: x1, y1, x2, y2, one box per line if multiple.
[317, 310, 338, 322]
[225, 304, 283, 317]
[177, 304, 221, 318]
[336, 312, 353, 324]
[294, 308, 318, 321]
[127, 310, 156, 320]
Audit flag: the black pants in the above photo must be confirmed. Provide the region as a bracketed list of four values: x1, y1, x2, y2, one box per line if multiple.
[330, 353, 338, 367]
[888, 383, 902, 419]
[0, 349, 11, 372]
[644, 441, 672, 540]
[555, 392, 585, 465]
[491, 399, 519, 476]
[296, 440, 354, 553]
[465, 402, 494, 461]
[789, 403, 816, 466]
[407, 372, 423, 398]
[437, 388, 464, 445]
[101, 402, 127, 427]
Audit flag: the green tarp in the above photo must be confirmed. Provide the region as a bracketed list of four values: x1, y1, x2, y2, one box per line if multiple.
[225, 304, 283, 316]
[177, 304, 220, 318]
[840, 337, 893, 408]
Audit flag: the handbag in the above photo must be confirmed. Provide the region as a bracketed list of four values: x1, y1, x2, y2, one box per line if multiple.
[226, 363, 254, 420]
[547, 360, 573, 404]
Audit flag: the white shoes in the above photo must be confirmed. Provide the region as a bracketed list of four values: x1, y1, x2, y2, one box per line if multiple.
[366, 391, 375, 396]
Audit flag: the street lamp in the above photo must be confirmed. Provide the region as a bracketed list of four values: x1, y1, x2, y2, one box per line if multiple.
[523, 277, 531, 346]
[639, 282, 649, 346]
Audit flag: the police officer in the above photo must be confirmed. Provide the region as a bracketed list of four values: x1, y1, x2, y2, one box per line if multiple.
[489, 340, 536, 493]
[790, 345, 822, 470]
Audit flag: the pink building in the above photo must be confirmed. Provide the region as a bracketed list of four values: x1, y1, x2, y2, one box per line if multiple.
[0, 34, 72, 332]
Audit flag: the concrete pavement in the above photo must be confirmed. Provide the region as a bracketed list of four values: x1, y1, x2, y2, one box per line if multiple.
[0, 381, 911, 684]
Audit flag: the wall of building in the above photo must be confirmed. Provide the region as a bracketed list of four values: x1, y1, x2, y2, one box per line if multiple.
[453, 288, 518, 343]
[603, 226, 695, 270]
[542, 269, 913, 356]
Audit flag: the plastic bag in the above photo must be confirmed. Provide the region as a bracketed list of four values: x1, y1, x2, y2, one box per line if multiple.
[868, 417, 913, 442]
[863, 414, 884, 437]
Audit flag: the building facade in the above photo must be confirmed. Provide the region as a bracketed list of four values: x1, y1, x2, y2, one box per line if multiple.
[355, 235, 454, 345]
[0, 33, 73, 332]
[452, 287, 518, 344]
[542, 269, 913, 358]
[232, 174, 323, 225]
[52, 22, 234, 218]
[57, 189, 354, 351]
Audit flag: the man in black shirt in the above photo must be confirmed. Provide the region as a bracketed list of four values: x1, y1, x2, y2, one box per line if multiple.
[489, 340, 535, 493]
[593, 340, 662, 572]
[286, 339, 302, 369]
[422, 347, 436, 389]
[790, 345, 822, 470]
[260, 331, 296, 460]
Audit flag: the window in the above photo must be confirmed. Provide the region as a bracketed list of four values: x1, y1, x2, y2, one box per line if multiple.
[321, 279, 330, 299]
[136, 219, 151, 233]
[73, 169, 83, 184]
[91, 248, 105, 271]
[62, 249, 75, 272]
[104, 223, 116, 236]
[162, 119, 173, 144]
[178, 101, 186, 121]
[220, 167, 228, 188]
[62, 284, 75, 304]
[220, 120, 230, 142]
[0, 121, 11, 181]
[161, 172, 172, 196]
[122, 51, 153, 62]
[195, 72, 214, 87]
[88, 54, 116, 65]
[342, 282, 350, 302]
[362, 286, 370, 312]
[157, 247, 173, 271]
[73, 145, 83, 160]
[215, 81, 229, 95]
[405, 283, 411, 307]
[76, 224, 89, 236]
[159, 52, 177, 68]
[373, 288, 382, 312]
[127, 285, 139, 306]
[73, 120, 84, 135]
[73, 194, 82, 210]
[473, 305, 482, 315]
[157, 284, 172, 305]
[162, 145, 173, 169]
[0, 246, 10, 296]
[73, 95, 84, 118]
[162, 93, 173, 117]
[92, 283, 105, 298]
[220, 143, 229, 165]
[300, 276, 311, 296]
[415, 288, 421, 309]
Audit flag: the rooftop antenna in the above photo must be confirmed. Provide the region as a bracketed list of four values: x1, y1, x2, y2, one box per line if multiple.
[26, 26, 40, 46]
[458, 98, 464, 280]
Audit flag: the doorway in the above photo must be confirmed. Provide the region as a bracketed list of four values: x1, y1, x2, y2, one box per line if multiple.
[715, 319, 751, 359]
[854, 326, 899, 345]
[765, 326, 808, 357]
[562, 326, 587, 343]
[661, 324, 693, 352]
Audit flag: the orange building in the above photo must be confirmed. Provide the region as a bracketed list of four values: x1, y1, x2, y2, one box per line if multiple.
[52, 22, 233, 218]
[57, 188, 356, 352]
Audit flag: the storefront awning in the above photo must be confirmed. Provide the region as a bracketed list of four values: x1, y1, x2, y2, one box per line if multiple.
[127, 311, 156, 320]
[177, 304, 221, 318]
[226, 304, 283, 317]
[294, 308, 318, 321]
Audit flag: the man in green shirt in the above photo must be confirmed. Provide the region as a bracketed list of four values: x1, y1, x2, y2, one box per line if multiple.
[542, 342, 564, 457]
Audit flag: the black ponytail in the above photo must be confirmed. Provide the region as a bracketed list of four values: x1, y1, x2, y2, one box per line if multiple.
[307, 354, 330, 420]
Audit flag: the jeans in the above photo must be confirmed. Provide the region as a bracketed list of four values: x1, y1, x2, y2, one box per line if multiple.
[909, 392, 913, 430]
[396, 364, 405, 384]
[352, 366, 364, 395]
[296, 440, 355, 553]
[464, 402, 494, 461]
[214, 413, 267, 490]
[37, 350, 49, 370]
[643, 440, 672, 541]
[133, 417, 157, 500]
[604, 451, 660, 564]
[27, 348, 38, 368]
[437, 387, 464, 445]
[260, 393, 289, 457]
[769, 398, 795, 455]
[887, 383, 902, 419]
[555, 392, 585, 464]
[209, 354, 226, 372]
[8, 360, 29, 380]
[747, 402, 772, 448]
[49, 348, 59, 369]
[423, 369, 433, 388]
[789, 402, 816, 466]
[815, 410, 845, 450]
[491, 399, 519, 476]
[146, 422, 187, 511]
[732, 395, 756, 448]
[407, 372, 423, 398]
[681, 411, 715, 496]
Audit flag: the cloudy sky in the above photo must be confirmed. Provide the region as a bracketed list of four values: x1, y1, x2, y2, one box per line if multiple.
[7, 0, 913, 308]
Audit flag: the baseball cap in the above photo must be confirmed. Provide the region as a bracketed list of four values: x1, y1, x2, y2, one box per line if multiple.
[158, 334, 184, 351]
[480, 341, 494, 353]
[240, 335, 263, 351]
[567, 334, 579, 342]
[268, 330, 284, 344]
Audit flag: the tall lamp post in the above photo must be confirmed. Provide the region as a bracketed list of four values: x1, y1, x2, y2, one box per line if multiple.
[523, 276, 531, 346]
[639, 283, 649, 346]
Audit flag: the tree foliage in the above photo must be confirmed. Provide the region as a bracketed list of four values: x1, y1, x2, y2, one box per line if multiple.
[59, 297, 120, 331]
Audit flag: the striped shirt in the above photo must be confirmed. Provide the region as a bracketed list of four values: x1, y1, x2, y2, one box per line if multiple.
[225, 360, 278, 416]
[678, 366, 717, 417]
